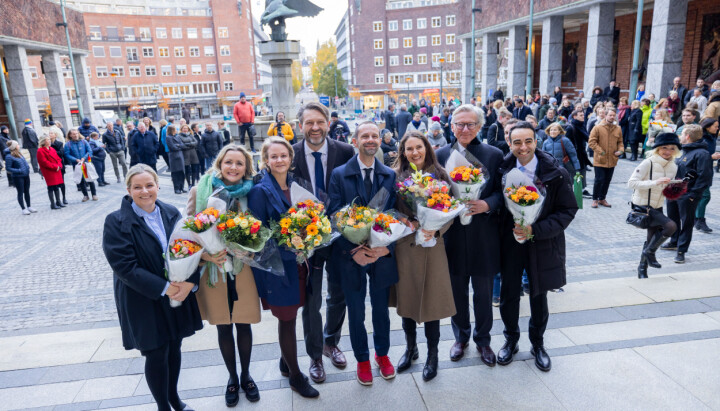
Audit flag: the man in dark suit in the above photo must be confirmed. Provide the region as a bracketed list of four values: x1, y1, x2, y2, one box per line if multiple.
[383, 104, 397, 138]
[291, 102, 355, 383]
[395, 104, 412, 139]
[436, 104, 504, 366]
[497, 121, 578, 372]
[131, 123, 159, 171]
[512, 98, 532, 121]
[326, 121, 398, 386]
[604, 80, 621, 104]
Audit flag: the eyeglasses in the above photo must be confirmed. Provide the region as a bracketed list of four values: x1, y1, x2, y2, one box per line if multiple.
[454, 122, 478, 130]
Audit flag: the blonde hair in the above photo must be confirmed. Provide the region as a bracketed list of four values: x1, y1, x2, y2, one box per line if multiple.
[159, 119, 168, 128]
[125, 164, 159, 189]
[545, 123, 566, 136]
[260, 137, 294, 170]
[492, 100, 504, 110]
[38, 134, 51, 146]
[8, 140, 21, 158]
[654, 108, 671, 122]
[630, 100, 641, 109]
[647, 145, 681, 159]
[209, 144, 255, 179]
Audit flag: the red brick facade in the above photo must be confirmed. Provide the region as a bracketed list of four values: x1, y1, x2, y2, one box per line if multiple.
[0, 0, 88, 51]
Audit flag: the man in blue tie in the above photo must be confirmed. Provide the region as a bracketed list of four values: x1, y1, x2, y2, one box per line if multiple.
[291, 102, 355, 383]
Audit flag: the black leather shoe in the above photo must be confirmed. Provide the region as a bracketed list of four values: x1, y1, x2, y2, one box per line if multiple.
[56, 202, 66, 208]
[397, 345, 419, 373]
[449, 341, 468, 362]
[497, 340, 519, 366]
[422, 350, 438, 381]
[674, 252, 685, 264]
[289, 373, 319, 398]
[661, 242, 677, 251]
[477, 345, 497, 367]
[62, 199, 68, 205]
[279, 358, 289, 377]
[530, 345, 552, 372]
[225, 378, 239, 407]
[240, 378, 260, 402]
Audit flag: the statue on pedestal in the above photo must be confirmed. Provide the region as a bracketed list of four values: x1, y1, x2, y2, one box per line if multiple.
[260, 0, 323, 42]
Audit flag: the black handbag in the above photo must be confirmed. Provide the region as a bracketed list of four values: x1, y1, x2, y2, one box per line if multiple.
[626, 162, 653, 229]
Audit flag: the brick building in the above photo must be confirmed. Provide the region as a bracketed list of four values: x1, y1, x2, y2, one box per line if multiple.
[344, 0, 470, 110]
[459, 0, 720, 104]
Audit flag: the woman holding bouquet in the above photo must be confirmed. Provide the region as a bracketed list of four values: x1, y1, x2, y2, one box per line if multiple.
[391, 131, 456, 381]
[186, 144, 262, 406]
[247, 137, 319, 398]
[102, 164, 202, 411]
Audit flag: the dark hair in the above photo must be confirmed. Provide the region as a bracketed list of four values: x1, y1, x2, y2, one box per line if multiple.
[275, 111, 285, 122]
[700, 117, 718, 131]
[297, 101, 329, 124]
[514, 98, 523, 104]
[191, 123, 198, 132]
[352, 120, 379, 143]
[508, 121, 536, 141]
[394, 131, 448, 180]
[571, 109, 584, 118]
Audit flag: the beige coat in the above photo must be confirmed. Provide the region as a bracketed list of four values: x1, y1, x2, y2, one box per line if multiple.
[702, 101, 720, 121]
[627, 154, 678, 209]
[389, 165, 456, 323]
[588, 121, 624, 168]
[187, 187, 261, 325]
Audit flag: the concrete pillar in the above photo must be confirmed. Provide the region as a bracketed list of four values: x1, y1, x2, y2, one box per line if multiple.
[481, 32, 498, 102]
[645, 0, 689, 98]
[583, 2, 615, 96]
[72, 54, 95, 123]
[41, 51, 72, 129]
[539, 16, 564, 95]
[461, 37, 474, 103]
[507, 25, 527, 98]
[4, 45, 42, 130]
[259, 41, 300, 122]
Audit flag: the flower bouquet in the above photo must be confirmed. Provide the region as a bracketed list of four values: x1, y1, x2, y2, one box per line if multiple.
[646, 120, 676, 147]
[367, 211, 414, 248]
[183, 206, 234, 274]
[445, 149, 487, 225]
[165, 224, 204, 307]
[333, 203, 378, 245]
[216, 211, 272, 279]
[503, 168, 545, 244]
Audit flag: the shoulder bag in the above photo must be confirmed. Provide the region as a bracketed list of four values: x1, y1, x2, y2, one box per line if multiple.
[626, 162, 653, 229]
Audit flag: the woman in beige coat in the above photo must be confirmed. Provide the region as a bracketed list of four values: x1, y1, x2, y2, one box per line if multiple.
[186, 144, 261, 406]
[390, 131, 456, 381]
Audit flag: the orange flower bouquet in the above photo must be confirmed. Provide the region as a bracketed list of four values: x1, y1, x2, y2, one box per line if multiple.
[271, 199, 334, 263]
[183, 207, 233, 273]
[216, 211, 272, 278]
[445, 149, 488, 225]
[367, 211, 414, 248]
[503, 168, 546, 243]
[165, 231, 204, 307]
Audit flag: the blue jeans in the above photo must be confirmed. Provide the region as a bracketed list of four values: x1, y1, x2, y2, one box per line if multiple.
[492, 273, 501, 299]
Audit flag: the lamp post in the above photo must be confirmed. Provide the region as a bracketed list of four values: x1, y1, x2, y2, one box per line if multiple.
[110, 72, 121, 120]
[152, 88, 159, 121]
[57, 0, 84, 122]
[405, 75, 413, 105]
[439, 57, 445, 109]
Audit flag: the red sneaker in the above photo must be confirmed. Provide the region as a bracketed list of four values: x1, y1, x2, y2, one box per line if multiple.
[357, 360, 373, 385]
[374, 354, 396, 380]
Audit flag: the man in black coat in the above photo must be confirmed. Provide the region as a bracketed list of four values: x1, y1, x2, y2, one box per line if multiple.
[395, 104, 412, 139]
[487, 108, 511, 154]
[436, 104, 504, 366]
[383, 104, 397, 138]
[497, 122, 578, 372]
[200, 123, 223, 164]
[603, 80, 620, 104]
[291, 102, 355, 383]
[21, 120, 39, 173]
[512, 98, 532, 121]
[131, 123, 159, 170]
[328, 112, 351, 142]
[684, 78, 710, 105]
[103, 122, 128, 183]
[566, 109, 592, 197]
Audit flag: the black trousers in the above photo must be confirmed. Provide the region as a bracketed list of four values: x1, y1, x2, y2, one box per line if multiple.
[13, 175, 31, 209]
[667, 197, 699, 253]
[402, 317, 440, 349]
[238, 124, 255, 151]
[450, 274, 493, 346]
[141, 339, 183, 411]
[500, 241, 549, 347]
[170, 171, 185, 192]
[302, 260, 346, 360]
[592, 166, 615, 200]
[645, 206, 677, 241]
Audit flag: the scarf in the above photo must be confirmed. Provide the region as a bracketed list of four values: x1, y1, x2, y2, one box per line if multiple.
[411, 120, 421, 128]
[195, 173, 254, 212]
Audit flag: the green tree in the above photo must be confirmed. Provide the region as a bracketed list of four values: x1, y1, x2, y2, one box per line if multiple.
[311, 40, 337, 91]
[316, 63, 347, 98]
[291, 60, 303, 94]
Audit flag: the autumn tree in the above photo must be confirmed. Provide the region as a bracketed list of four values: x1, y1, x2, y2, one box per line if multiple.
[311, 40, 347, 98]
[292, 60, 303, 94]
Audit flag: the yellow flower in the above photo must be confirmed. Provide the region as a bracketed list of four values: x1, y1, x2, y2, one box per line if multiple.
[280, 218, 291, 229]
[239, 218, 249, 229]
[307, 224, 319, 237]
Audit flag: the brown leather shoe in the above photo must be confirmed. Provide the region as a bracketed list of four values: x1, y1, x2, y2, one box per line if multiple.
[308, 358, 326, 383]
[591, 200, 598, 208]
[449, 341, 468, 362]
[322, 345, 347, 369]
[599, 200, 612, 208]
[477, 345, 497, 367]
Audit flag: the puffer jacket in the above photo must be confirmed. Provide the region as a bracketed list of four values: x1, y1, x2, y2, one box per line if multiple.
[5, 153, 30, 177]
[627, 154, 678, 209]
[102, 128, 125, 153]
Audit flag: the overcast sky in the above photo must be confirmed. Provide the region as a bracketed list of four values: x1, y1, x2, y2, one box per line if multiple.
[250, 0, 348, 56]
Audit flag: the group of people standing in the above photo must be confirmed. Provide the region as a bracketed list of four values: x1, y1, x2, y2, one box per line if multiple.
[102, 102, 578, 410]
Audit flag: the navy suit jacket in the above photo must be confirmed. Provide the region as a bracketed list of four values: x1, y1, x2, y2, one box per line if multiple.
[326, 155, 398, 291]
[513, 105, 532, 121]
[132, 130, 159, 166]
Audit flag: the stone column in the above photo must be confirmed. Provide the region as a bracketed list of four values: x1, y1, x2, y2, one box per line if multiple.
[4, 45, 42, 130]
[259, 41, 300, 122]
[583, 2, 614, 96]
[645, 0, 688, 98]
[41, 51, 72, 129]
[539, 16, 564, 95]
[507, 25, 527, 98]
[461, 37, 475, 103]
[481, 32, 498, 102]
[72, 54, 95, 122]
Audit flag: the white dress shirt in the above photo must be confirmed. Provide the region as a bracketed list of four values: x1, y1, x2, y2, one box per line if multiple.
[357, 155, 375, 183]
[304, 139, 329, 192]
[516, 154, 539, 183]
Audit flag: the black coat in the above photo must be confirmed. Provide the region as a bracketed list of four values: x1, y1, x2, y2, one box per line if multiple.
[201, 130, 223, 158]
[675, 141, 713, 199]
[102, 197, 202, 351]
[132, 130, 159, 166]
[590, 93, 606, 107]
[627, 108, 644, 144]
[487, 121, 508, 154]
[22, 127, 38, 149]
[499, 150, 578, 295]
[291, 137, 355, 202]
[513, 105, 532, 121]
[481, 109, 496, 141]
[567, 119, 591, 168]
[384, 110, 396, 135]
[193, 132, 206, 160]
[329, 120, 351, 142]
[396, 110, 413, 138]
[604, 86, 620, 104]
[102, 128, 125, 153]
[493, 89, 504, 102]
[437, 140, 504, 277]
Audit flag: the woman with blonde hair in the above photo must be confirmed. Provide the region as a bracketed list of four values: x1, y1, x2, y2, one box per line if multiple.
[645, 108, 674, 149]
[5, 140, 36, 214]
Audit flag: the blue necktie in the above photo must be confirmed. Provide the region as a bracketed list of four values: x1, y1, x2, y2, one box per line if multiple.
[312, 151, 324, 197]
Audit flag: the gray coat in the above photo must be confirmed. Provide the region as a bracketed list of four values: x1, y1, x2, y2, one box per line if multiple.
[165, 133, 186, 172]
[178, 132, 199, 165]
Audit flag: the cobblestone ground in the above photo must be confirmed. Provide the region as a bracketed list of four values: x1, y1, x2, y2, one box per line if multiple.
[0, 157, 718, 333]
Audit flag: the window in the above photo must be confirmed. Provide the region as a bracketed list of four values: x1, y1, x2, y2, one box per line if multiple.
[220, 45, 230, 56]
[375, 74, 384, 84]
[432, 53, 442, 64]
[174, 47, 185, 57]
[403, 37, 412, 48]
[446, 15, 456, 26]
[92, 46, 105, 58]
[159, 47, 169, 57]
[373, 39, 383, 49]
[374, 56, 384, 67]
[172, 28, 182, 39]
[388, 38, 399, 49]
[417, 36, 427, 47]
[373, 21, 383, 32]
[123, 27, 135, 41]
[389, 74, 401, 84]
[96, 66, 108, 78]
[139, 27, 151, 41]
[218, 27, 229, 38]
[187, 28, 197, 39]
[109, 46, 121, 58]
[202, 28, 213, 38]
[431, 35, 441, 46]
[126, 47, 138, 62]
[191, 64, 202, 75]
[224, 81, 234, 91]
[445, 52, 455, 63]
[402, 19, 412, 30]
[176, 65, 187, 76]
[111, 66, 125, 77]
[388, 20, 398, 31]
[431, 17, 441, 28]
[204, 46, 215, 56]
[129, 67, 141, 77]
[142, 47, 154, 57]
[417, 54, 427, 64]
[389, 56, 399, 66]
[89, 26, 101, 40]
[106, 26, 119, 40]
[222, 63, 232, 73]
[156, 27, 167, 38]
[161, 65, 171, 76]
[417, 18, 427, 29]
[206, 64, 217, 74]
[29, 67, 39, 79]
[189, 47, 200, 57]
[404, 55, 413, 65]
[145, 66, 156, 76]
[446, 34, 455, 45]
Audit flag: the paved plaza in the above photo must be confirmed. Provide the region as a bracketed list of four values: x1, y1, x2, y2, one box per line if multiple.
[0, 158, 719, 410]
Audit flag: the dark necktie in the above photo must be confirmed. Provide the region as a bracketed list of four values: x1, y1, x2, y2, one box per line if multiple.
[364, 167, 373, 199]
[312, 151, 324, 197]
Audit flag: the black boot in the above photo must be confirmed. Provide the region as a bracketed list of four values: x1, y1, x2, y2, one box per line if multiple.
[695, 218, 712, 233]
[630, 144, 638, 161]
[422, 347, 438, 381]
[643, 233, 669, 269]
[638, 257, 649, 279]
[289, 373, 319, 398]
[397, 330, 418, 373]
[49, 191, 59, 210]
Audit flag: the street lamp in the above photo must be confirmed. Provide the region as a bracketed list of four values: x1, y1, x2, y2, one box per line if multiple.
[110, 72, 121, 120]
[405, 75, 413, 105]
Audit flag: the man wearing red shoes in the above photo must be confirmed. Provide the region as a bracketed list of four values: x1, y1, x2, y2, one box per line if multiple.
[327, 121, 398, 385]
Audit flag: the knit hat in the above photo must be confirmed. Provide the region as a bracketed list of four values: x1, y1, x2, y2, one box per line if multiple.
[24, 119, 32, 125]
[239, 92, 246, 98]
[331, 111, 338, 118]
[420, 107, 427, 114]
[431, 116, 441, 122]
[430, 122, 442, 131]
[653, 132, 681, 149]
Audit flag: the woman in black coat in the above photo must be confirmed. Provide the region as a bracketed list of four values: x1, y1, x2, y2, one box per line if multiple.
[102, 164, 202, 411]
[567, 109, 591, 196]
[627, 100, 644, 161]
[191, 123, 207, 174]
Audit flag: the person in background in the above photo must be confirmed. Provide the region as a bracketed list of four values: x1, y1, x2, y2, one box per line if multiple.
[558, 99, 573, 120]
[384, 104, 397, 138]
[396, 104, 413, 139]
[37, 134, 66, 210]
[513, 98, 533, 120]
[143, 116, 157, 135]
[525, 115, 546, 146]
[675, 108, 698, 137]
[131, 123, 159, 172]
[380, 129, 398, 166]
[48, 121, 65, 144]
[21, 119, 40, 173]
[65, 128, 98, 202]
[553, 86, 563, 104]
[590, 86, 606, 108]
[635, 83, 646, 101]
[218, 120, 231, 146]
[426, 122, 447, 149]
[481, 100, 496, 141]
[688, 88, 708, 114]
[617, 97, 632, 158]
[406, 111, 428, 134]
[670, 77, 688, 109]
[487, 107, 512, 154]
[694, 118, 720, 233]
[702, 92, 720, 122]
[538, 107, 557, 131]
[233, 92, 256, 152]
[126, 121, 139, 167]
[49, 130, 68, 205]
[604, 80, 620, 105]
[440, 107, 453, 143]
[627, 100, 645, 161]
[588, 108, 623, 208]
[88, 132, 108, 186]
[566, 109, 592, 197]
[178, 124, 199, 188]
[77, 117, 99, 139]
[5, 140, 36, 214]
[1, 125, 13, 186]
[165, 125, 187, 194]
[201, 123, 224, 168]
[191, 123, 207, 175]
[684, 78, 710, 106]
[159, 118, 171, 167]
[409, 99, 420, 116]
[103, 121, 127, 183]
[668, 91, 681, 121]
[268, 111, 295, 143]
[542, 123, 580, 175]
[329, 112, 351, 142]
[114, 118, 125, 140]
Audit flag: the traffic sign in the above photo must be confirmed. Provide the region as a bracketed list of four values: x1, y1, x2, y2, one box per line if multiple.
[319, 96, 330, 107]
